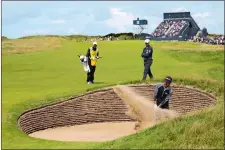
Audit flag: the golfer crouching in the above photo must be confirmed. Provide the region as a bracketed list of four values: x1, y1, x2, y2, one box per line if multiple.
[153, 76, 173, 109]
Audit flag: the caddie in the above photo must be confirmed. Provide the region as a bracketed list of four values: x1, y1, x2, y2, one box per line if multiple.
[85, 42, 100, 84]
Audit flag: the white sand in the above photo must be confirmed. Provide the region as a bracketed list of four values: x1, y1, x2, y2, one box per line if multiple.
[29, 122, 136, 142]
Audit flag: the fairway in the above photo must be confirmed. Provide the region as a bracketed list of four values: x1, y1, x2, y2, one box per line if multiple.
[2, 39, 224, 149]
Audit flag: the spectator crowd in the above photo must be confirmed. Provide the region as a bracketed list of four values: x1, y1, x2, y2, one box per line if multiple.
[167, 20, 187, 37]
[152, 20, 188, 37]
[191, 35, 224, 45]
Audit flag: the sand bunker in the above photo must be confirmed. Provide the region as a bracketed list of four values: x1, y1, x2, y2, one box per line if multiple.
[28, 85, 179, 141]
[29, 122, 136, 142]
[19, 84, 216, 142]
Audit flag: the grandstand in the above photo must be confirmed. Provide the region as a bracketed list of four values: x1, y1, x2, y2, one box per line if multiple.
[151, 12, 200, 41]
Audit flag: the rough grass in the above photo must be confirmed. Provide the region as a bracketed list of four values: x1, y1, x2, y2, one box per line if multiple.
[166, 50, 224, 64]
[2, 36, 65, 54]
[2, 39, 224, 149]
[166, 50, 224, 80]
[151, 41, 224, 51]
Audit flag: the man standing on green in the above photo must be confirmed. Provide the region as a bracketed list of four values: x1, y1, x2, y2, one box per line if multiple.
[141, 39, 154, 80]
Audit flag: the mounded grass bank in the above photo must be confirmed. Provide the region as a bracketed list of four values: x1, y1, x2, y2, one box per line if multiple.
[2, 36, 65, 54]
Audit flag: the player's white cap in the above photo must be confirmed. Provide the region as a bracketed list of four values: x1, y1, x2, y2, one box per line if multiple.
[145, 39, 150, 43]
[93, 41, 97, 45]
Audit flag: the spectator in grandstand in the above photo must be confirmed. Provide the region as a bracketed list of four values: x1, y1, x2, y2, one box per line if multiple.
[152, 20, 187, 38]
[141, 39, 154, 80]
[167, 20, 187, 37]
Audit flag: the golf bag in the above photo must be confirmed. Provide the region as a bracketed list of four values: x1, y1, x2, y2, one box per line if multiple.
[78, 55, 90, 73]
[78, 55, 102, 73]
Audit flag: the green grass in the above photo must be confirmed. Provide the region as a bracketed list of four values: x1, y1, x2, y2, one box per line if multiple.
[2, 39, 224, 149]
[166, 50, 224, 64]
[94, 97, 224, 149]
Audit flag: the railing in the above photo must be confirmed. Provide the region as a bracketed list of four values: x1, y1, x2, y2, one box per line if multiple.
[164, 17, 190, 21]
[165, 24, 175, 35]
[180, 23, 189, 36]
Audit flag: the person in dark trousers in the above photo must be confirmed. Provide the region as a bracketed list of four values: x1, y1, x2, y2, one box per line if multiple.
[154, 76, 173, 109]
[141, 39, 154, 80]
[86, 42, 99, 84]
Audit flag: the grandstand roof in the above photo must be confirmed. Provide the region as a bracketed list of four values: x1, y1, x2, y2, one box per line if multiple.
[163, 12, 191, 20]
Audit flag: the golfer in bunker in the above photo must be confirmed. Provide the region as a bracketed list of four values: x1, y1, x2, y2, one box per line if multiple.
[154, 76, 173, 109]
[86, 42, 100, 84]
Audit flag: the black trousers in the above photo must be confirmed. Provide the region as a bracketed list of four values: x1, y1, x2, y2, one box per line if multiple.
[156, 99, 169, 109]
[142, 59, 153, 80]
[87, 65, 96, 82]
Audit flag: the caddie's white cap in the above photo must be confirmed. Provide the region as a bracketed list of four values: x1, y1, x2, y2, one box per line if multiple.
[145, 39, 150, 43]
[93, 42, 97, 45]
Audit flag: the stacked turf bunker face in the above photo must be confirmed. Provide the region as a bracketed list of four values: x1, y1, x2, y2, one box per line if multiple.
[18, 84, 216, 141]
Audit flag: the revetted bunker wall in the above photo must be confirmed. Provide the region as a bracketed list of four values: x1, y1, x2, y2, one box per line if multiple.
[129, 84, 216, 114]
[18, 84, 216, 135]
[18, 88, 135, 135]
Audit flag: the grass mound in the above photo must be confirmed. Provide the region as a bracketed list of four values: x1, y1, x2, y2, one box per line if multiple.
[2, 36, 65, 54]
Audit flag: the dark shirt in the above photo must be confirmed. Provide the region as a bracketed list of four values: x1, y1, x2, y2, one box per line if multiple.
[154, 83, 173, 106]
[141, 46, 153, 60]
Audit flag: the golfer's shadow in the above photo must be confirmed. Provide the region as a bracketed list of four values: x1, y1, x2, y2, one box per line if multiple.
[94, 82, 105, 84]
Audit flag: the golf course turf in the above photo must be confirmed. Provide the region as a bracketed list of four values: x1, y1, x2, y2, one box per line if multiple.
[2, 37, 224, 149]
